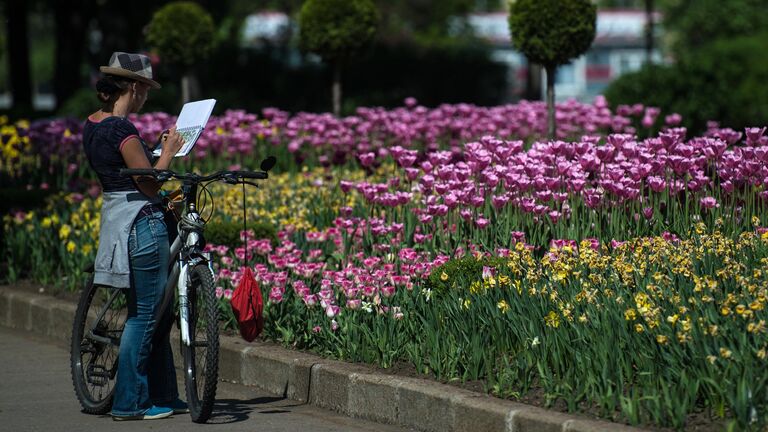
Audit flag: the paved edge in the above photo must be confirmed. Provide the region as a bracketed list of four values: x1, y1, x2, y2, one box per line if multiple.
[0, 285, 650, 432]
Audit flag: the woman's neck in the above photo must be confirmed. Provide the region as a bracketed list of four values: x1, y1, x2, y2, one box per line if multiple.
[112, 97, 132, 118]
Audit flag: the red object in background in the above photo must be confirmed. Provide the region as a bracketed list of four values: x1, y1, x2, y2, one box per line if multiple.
[230, 267, 264, 342]
[586, 65, 612, 81]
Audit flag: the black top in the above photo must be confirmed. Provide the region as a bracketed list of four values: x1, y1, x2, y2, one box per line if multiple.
[82, 116, 153, 192]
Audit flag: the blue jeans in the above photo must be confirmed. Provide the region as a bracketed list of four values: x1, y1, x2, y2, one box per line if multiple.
[111, 210, 179, 416]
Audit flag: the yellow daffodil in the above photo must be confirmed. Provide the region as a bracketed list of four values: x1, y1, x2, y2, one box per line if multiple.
[544, 311, 560, 328]
[59, 224, 72, 240]
[497, 300, 510, 313]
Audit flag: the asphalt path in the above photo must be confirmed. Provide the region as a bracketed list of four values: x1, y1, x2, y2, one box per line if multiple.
[0, 326, 412, 432]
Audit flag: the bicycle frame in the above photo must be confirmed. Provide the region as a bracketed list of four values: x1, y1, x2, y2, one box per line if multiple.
[119, 157, 274, 348]
[154, 179, 214, 346]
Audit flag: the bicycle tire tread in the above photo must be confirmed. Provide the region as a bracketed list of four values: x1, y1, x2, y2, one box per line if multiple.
[184, 264, 219, 423]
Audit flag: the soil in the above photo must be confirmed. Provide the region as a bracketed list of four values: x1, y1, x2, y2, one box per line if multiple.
[4, 279, 728, 432]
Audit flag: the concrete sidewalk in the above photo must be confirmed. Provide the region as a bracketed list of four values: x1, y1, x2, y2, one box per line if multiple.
[0, 284, 647, 432]
[0, 326, 413, 432]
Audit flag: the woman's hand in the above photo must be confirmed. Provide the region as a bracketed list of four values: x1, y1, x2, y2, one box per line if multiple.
[152, 129, 169, 150]
[160, 126, 185, 157]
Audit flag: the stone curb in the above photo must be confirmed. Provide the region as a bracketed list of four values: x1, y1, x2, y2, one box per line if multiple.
[0, 285, 650, 432]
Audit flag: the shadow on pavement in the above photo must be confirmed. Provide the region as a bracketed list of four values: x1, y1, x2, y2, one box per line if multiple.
[208, 396, 292, 424]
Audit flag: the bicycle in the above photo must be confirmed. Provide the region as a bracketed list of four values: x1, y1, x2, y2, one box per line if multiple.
[70, 156, 275, 423]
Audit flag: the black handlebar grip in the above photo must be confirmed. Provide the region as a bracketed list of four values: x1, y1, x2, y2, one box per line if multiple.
[234, 171, 268, 179]
[120, 168, 158, 177]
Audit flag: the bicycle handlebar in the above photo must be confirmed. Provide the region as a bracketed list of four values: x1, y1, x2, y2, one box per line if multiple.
[121, 168, 165, 177]
[119, 168, 268, 181]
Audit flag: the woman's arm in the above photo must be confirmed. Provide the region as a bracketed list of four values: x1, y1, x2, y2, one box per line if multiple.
[120, 128, 184, 197]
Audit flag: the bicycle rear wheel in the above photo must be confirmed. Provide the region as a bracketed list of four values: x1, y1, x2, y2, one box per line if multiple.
[182, 264, 219, 423]
[70, 274, 128, 414]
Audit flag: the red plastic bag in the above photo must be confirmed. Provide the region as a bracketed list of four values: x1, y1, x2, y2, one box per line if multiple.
[230, 267, 263, 342]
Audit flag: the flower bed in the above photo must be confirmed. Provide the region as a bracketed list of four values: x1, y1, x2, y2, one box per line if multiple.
[3, 99, 768, 430]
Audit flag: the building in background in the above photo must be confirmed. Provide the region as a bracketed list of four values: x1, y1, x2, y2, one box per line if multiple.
[468, 9, 663, 102]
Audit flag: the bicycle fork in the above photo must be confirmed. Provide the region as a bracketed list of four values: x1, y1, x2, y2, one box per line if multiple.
[178, 263, 191, 346]
[158, 220, 214, 348]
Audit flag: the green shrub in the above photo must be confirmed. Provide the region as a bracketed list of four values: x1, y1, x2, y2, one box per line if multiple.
[298, 0, 379, 62]
[605, 33, 768, 133]
[146, 2, 216, 69]
[0, 187, 56, 214]
[508, 0, 596, 138]
[205, 220, 277, 249]
[57, 88, 99, 118]
[427, 255, 509, 292]
[508, 0, 596, 68]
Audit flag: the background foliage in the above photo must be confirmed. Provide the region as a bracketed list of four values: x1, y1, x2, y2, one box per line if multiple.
[606, 33, 768, 134]
[508, 0, 597, 68]
[298, 0, 379, 62]
[146, 1, 216, 69]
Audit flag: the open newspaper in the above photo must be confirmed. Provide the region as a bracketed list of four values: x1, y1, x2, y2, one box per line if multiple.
[153, 98, 216, 157]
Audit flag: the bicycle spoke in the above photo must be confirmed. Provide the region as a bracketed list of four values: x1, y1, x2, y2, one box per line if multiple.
[71, 281, 127, 415]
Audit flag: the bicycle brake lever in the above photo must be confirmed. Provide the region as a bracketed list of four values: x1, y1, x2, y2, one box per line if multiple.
[222, 174, 239, 184]
[240, 180, 260, 188]
[157, 173, 173, 182]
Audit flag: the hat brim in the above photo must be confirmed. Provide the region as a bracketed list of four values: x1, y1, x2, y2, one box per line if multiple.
[100, 66, 161, 89]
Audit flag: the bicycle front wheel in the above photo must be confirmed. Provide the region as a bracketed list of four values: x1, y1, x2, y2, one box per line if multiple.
[182, 264, 220, 423]
[70, 274, 128, 414]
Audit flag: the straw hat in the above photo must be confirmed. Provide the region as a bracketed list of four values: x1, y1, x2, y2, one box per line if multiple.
[99, 52, 161, 89]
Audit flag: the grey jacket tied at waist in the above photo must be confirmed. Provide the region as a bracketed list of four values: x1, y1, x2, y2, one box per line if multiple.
[94, 191, 161, 288]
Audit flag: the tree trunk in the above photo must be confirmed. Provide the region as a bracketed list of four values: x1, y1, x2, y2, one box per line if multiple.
[190, 73, 201, 101]
[181, 74, 191, 104]
[524, 62, 543, 101]
[332, 60, 342, 117]
[545, 65, 556, 140]
[180, 71, 201, 105]
[645, 0, 654, 64]
[54, 1, 94, 111]
[7, 0, 32, 112]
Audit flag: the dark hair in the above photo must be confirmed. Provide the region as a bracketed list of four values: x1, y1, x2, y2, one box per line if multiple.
[95, 75, 135, 111]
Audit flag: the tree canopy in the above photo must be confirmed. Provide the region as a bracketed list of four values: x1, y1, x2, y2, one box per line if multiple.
[146, 1, 216, 69]
[298, 0, 379, 62]
[508, 0, 597, 68]
[660, 0, 768, 55]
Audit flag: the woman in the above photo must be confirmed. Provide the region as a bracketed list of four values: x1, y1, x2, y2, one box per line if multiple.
[83, 52, 185, 421]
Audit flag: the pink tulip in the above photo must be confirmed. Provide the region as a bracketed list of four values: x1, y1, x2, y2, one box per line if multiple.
[325, 304, 341, 318]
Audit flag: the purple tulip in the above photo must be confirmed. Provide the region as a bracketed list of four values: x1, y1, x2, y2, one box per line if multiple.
[746, 127, 767, 145]
[475, 217, 490, 229]
[359, 152, 376, 167]
[548, 210, 562, 223]
[642, 207, 654, 220]
[491, 194, 509, 209]
[700, 196, 719, 209]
